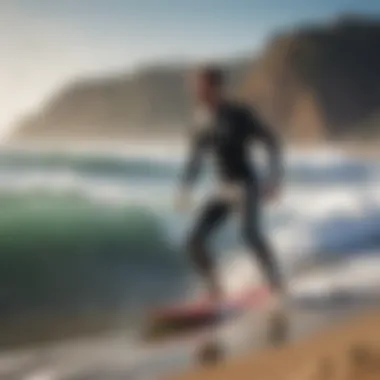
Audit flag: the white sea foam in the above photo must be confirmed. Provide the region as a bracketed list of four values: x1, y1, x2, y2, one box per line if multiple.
[0, 146, 379, 294]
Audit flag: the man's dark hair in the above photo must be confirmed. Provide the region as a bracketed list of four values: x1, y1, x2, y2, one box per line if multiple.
[198, 65, 224, 88]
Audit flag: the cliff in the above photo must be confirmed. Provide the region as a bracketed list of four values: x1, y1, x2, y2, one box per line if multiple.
[12, 16, 380, 142]
[242, 15, 380, 142]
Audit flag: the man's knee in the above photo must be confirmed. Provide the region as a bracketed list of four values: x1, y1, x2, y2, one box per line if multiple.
[185, 234, 212, 273]
[186, 232, 200, 249]
[242, 227, 264, 248]
[186, 233, 205, 258]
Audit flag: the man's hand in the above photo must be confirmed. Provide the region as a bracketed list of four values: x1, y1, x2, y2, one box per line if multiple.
[174, 187, 193, 212]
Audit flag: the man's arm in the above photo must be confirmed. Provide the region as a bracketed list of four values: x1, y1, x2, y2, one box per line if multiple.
[245, 108, 283, 188]
[179, 131, 207, 190]
[175, 132, 206, 211]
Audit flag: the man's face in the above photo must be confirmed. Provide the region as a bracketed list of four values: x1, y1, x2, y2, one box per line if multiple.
[190, 72, 219, 106]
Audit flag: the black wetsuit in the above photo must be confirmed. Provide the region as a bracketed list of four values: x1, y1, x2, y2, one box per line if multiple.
[181, 100, 283, 291]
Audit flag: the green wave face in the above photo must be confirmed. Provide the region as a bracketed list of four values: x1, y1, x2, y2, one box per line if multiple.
[0, 194, 188, 316]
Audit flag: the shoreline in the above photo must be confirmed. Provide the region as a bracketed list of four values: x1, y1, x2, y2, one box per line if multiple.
[173, 309, 380, 380]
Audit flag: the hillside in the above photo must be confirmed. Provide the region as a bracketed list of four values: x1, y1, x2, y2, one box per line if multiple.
[11, 16, 380, 142]
[12, 60, 250, 141]
[242, 15, 380, 142]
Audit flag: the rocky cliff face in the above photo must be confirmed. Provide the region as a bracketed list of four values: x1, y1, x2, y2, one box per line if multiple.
[12, 16, 380, 142]
[241, 16, 380, 141]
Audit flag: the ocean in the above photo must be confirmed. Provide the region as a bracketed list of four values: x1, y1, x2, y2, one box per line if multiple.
[0, 143, 379, 378]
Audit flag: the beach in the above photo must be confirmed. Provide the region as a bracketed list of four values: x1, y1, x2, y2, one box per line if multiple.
[174, 309, 380, 380]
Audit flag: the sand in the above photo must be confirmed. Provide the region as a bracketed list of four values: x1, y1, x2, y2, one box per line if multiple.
[172, 309, 380, 380]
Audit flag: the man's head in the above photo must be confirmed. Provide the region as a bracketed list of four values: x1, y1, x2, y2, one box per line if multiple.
[190, 65, 225, 108]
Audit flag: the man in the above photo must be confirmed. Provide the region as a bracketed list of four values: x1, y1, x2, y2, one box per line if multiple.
[176, 65, 284, 311]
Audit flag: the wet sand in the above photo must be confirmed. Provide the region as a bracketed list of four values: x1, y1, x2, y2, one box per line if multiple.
[1, 264, 380, 380]
[0, 299, 378, 379]
[173, 308, 380, 380]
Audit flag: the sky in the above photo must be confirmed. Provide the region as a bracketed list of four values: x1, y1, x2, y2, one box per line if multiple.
[1, 0, 380, 136]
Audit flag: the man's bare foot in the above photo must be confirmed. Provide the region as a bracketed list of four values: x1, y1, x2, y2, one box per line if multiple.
[198, 340, 225, 365]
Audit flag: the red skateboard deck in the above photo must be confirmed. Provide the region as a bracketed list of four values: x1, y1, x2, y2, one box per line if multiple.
[144, 286, 270, 341]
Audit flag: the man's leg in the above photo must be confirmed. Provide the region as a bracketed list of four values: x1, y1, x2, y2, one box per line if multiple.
[186, 198, 230, 300]
[241, 182, 288, 343]
[240, 182, 283, 294]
